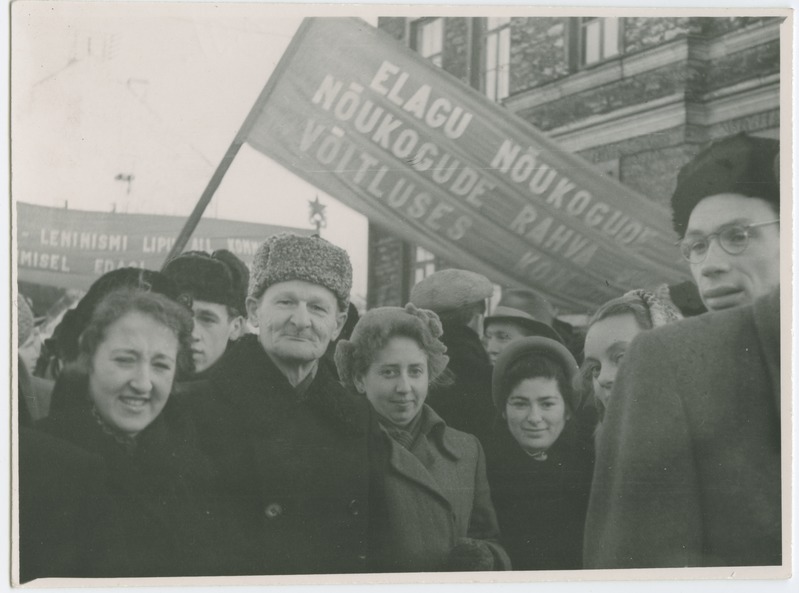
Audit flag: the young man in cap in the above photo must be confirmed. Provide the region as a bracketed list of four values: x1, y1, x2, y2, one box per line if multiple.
[482, 288, 564, 366]
[584, 133, 782, 568]
[183, 234, 381, 575]
[409, 268, 495, 444]
[163, 249, 249, 378]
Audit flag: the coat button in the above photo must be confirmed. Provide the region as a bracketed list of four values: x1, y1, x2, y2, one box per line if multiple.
[264, 503, 283, 519]
[348, 499, 360, 516]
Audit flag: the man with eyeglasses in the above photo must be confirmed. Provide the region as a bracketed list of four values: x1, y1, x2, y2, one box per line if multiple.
[584, 133, 781, 569]
[673, 133, 780, 312]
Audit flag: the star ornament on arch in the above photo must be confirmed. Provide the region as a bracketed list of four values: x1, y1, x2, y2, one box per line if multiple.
[309, 196, 328, 227]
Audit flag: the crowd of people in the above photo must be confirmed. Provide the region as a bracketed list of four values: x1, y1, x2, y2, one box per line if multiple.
[16, 131, 782, 580]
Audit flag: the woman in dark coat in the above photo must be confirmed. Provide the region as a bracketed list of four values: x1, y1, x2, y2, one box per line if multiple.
[23, 286, 229, 580]
[485, 337, 594, 571]
[335, 304, 510, 573]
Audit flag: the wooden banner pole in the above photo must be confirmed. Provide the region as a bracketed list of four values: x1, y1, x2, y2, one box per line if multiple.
[160, 18, 315, 269]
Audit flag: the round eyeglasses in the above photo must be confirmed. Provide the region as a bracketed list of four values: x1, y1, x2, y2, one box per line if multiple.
[677, 220, 779, 264]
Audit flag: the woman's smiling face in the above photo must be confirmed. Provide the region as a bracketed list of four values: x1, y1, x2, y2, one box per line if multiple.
[504, 377, 568, 456]
[89, 311, 178, 436]
[356, 336, 429, 427]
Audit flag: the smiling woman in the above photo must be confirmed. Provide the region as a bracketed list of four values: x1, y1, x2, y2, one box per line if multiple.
[20, 287, 238, 580]
[485, 336, 594, 571]
[335, 304, 510, 572]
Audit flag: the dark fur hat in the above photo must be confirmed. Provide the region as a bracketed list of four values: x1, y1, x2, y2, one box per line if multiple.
[671, 133, 780, 237]
[53, 268, 181, 363]
[163, 250, 248, 315]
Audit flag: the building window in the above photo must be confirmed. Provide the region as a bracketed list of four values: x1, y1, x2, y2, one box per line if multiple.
[413, 246, 437, 284]
[484, 17, 511, 101]
[412, 18, 444, 67]
[579, 17, 621, 66]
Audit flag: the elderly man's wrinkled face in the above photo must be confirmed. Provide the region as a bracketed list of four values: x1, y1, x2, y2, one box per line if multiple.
[685, 194, 779, 312]
[247, 280, 346, 366]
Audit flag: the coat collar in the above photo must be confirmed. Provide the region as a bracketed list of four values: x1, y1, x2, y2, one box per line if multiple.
[212, 335, 366, 437]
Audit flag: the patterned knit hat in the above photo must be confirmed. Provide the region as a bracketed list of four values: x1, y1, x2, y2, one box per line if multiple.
[671, 133, 780, 237]
[248, 234, 352, 309]
[624, 284, 684, 328]
[163, 249, 249, 315]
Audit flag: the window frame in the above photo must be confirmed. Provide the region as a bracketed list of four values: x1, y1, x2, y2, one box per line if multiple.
[482, 17, 512, 102]
[411, 17, 445, 67]
[570, 17, 624, 70]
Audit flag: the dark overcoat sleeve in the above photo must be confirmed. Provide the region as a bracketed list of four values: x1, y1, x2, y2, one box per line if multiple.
[582, 328, 702, 568]
[583, 291, 782, 569]
[467, 442, 512, 570]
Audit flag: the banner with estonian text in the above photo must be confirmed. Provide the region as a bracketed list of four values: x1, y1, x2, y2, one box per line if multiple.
[245, 18, 690, 312]
[16, 202, 309, 291]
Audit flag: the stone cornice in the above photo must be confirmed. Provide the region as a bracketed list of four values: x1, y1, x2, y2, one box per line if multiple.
[504, 18, 781, 114]
[546, 77, 779, 152]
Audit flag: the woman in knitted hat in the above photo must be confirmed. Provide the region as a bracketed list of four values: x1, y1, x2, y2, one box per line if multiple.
[335, 304, 510, 572]
[581, 286, 683, 427]
[25, 287, 235, 579]
[485, 336, 594, 571]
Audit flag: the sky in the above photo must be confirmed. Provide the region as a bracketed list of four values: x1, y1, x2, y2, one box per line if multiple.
[12, 2, 374, 299]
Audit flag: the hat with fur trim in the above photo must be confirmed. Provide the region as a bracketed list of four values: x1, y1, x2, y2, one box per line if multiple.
[335, 303, 449, 391]
[163, 250, 248, 315]
[409, 269, 493, 313]
[484, 288, 563, 344]
[671, 133, 780, 238]
[491, 336, 579, 410]
[248, 234, 352, 309]
[53, 268, 182, 363]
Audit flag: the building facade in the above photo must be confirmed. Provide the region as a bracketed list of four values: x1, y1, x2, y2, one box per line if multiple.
[368, 15, 782, 311]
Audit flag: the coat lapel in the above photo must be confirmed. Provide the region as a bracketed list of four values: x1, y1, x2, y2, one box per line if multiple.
[385, 431, 453, 510]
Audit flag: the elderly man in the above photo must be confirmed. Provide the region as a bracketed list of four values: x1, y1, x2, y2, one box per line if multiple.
[163, 249, 249, 379]
[185, 234, 380, 575]
[584, 133, 782, 568]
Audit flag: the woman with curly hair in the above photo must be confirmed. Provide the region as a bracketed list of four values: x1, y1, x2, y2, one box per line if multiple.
[21, 287, 234, 581]
[335, 304, 510, 573]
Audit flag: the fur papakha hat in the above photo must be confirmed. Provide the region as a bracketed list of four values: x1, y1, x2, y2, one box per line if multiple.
[671, 133, 780, 238]
[248, 233, 352, 308]
[491, 336, 579, 410]
[335, 303, 449, 391]
[163, 250, 249, 315]
[409, 269, 493, 313]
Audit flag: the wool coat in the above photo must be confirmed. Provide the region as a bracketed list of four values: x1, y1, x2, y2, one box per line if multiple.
[28, 372, 229, 578]
[181, 334, 383, 575]
[426, 321, 497, 445]
[18, 427, 121, 582]
[369, 406, 510, 572]
[485, 422, 594, 571]
[583, 289, 781, 568]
